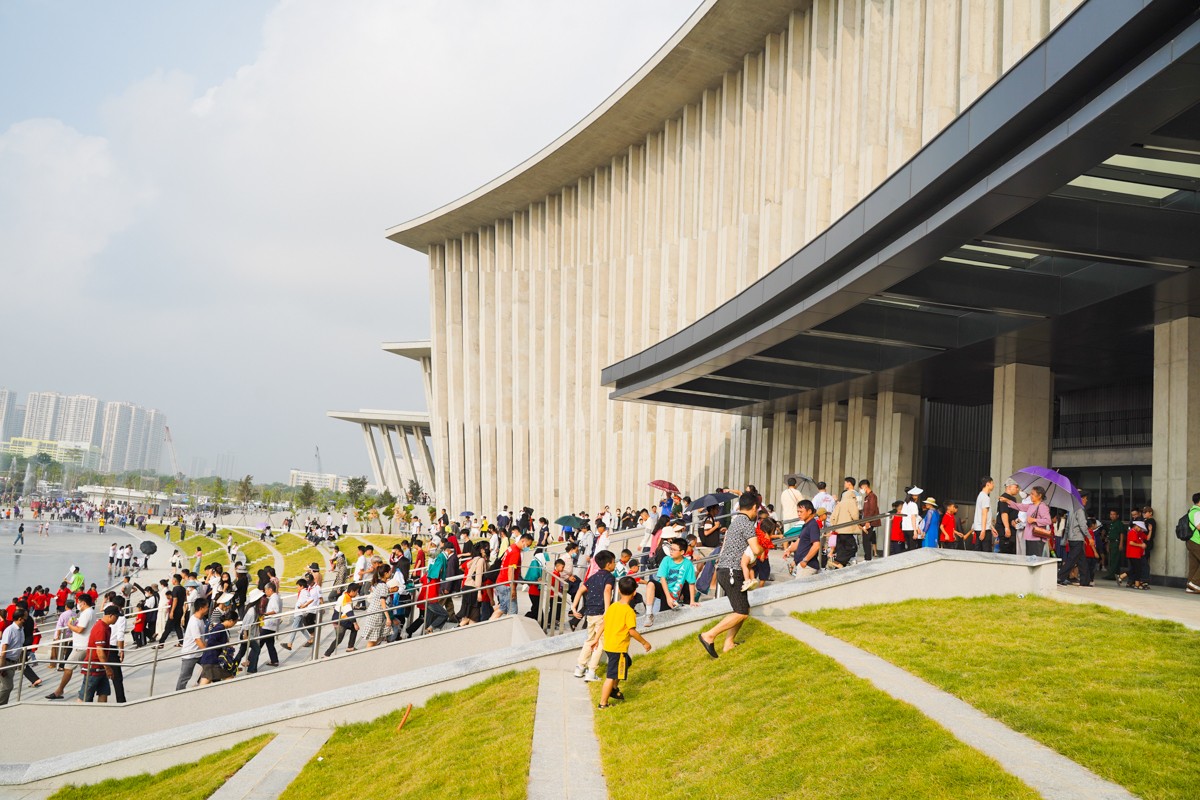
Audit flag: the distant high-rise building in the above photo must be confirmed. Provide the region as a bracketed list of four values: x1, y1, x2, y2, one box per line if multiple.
[22, 391, 62, 440]
[58, 394, 105, 448]
[144, 409, 167, 473]
[100, 401, 134, 473]
[0, 389, 16, 442]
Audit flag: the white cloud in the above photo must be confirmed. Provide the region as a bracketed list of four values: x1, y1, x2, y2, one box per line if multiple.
[1, 0, 697, 478]
[0, 118, 147, 294]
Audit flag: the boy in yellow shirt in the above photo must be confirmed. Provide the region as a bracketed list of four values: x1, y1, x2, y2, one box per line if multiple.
[598, 576, 651, 709]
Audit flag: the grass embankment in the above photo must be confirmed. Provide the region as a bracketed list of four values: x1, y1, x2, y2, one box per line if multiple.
[591, 618, 1036, 800]
[49, 734, 273, 800]
[279, 670, 538, 799]
[275, 532, 322, 581]
[799, 596, 1200, 800]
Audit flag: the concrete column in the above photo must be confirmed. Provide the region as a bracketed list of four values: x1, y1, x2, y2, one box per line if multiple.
[394, 425, 420, 497]
[360, 424, 385, 494]
[415, 427, 436, 500]
[819, 399, 847, 484]
[873, 390, 921, 505]
[989, 363, 1051, 486]
[845, 393, 876, 483]
[1151, 317, 1200, 580]
[378, 425, 406, 497]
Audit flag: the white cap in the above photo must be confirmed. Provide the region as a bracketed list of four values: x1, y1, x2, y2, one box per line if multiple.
[908, 486, 923, 495]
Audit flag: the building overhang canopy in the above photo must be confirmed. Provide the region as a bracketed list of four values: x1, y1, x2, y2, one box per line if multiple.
[327, 410, 431, 432]
[601, 0, 1200, 413]
[384, 0, 809, 251]
[381, 341, 432, 361]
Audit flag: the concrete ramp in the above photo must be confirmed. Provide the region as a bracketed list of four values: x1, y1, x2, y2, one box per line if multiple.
[0, 550, 1056, 790]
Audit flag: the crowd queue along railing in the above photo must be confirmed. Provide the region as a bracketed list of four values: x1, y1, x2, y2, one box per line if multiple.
[2, 511, 896, 707]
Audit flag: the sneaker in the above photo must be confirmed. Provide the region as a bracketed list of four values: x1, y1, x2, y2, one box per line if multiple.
[644, 614, 654, 628]
[583, 670, 600, 682]
[573, 665, 586, 678]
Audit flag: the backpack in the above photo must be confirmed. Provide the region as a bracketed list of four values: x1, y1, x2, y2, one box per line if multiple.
[524, 552, 546, 583]
[1176, 512, 1196, 542]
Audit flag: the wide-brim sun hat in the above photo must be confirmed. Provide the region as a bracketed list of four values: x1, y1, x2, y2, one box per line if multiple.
[245, 588, 264, 604]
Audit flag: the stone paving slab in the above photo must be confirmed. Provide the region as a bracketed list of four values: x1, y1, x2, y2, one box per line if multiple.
[762, 613, 1135, 800]
[209, 726, 332, 800]
[1053, 582, 1200, 630]
[527, 668, 608, 800]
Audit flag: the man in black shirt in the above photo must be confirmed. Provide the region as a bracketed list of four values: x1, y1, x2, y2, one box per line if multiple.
[698, 492, 761, 658]
[994, 484, 1020, 555]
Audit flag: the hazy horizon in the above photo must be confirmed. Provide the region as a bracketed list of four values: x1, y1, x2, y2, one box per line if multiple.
[0, 0, 698, 483]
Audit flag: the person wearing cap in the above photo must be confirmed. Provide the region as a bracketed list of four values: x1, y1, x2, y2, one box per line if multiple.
[899, 487, 922, 552]
[247, 584, 280, 673]
[234, 587, 264, 667]
[323, 583, 361, 658]
[77, 604, 120, 704]
[199, 610, 238, 685]
[920, 498, 941, 549]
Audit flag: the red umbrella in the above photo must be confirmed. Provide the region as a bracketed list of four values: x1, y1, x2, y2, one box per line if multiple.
[648, 479, 680, 494]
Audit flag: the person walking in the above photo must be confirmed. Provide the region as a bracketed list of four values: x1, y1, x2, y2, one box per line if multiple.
[247, 584, 280, 672]
[1184, 492, 1200, 594]
[0, 607, 26, 706]
[1011, 487, 1053, 558]
[12, 523, 24, 546]
[1058, 492, 1090, 585]
[176, 597, 210, 691]
[698, 492, 762, 658]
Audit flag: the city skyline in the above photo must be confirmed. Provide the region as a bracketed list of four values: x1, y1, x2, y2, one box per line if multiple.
[0, 0, 697, 484]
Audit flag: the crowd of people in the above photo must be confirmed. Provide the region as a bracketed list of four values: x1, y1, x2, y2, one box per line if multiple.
[3, 480, 1199, 708]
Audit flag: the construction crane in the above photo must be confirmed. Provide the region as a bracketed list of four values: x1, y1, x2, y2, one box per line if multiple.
[315, 446, 323, 475]
[163, 426, 181, 476]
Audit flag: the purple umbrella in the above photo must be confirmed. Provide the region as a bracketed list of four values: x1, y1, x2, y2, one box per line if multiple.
[1008, 466, 1083, 512]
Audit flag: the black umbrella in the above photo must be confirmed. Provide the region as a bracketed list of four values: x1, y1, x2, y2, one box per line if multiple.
[685, 492, 738, 513]
[139, 540, 158, 555]
[555, 514, 587, 528]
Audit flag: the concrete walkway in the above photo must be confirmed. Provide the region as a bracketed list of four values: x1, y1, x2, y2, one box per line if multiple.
[1053, 582, 1200, 630]
[762, 614, 1134, 800]
[208, 726, 332, 800]
[527, 668, 608, 800]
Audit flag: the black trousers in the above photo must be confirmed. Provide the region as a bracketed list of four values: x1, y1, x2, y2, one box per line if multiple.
[861, 529, 876, 560]
[159, 617, 184, 643]
[110, 663, 125, 703]
[1058, 540, 1085, 583]
[324, 624, 357, 657]
[247, 632, 278, 672]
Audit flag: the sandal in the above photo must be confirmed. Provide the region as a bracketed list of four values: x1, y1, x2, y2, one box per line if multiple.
[596, 703, 611, 710]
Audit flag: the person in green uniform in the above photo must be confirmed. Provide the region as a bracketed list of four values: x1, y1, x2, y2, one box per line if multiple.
[1185, 493, 1200, 595]
[1102, 509, 1125, 580]
[66, 566, 86, 593]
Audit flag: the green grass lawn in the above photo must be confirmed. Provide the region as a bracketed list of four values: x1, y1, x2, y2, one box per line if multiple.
[591, 618, 1036, 800]
[274, 532, 322, 580]
[279, 670, 538, 799]
[799, 596, 1200, 800]
[49, 733, 273, 800]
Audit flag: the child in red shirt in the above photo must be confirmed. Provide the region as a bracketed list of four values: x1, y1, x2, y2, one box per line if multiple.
[1125, 521, 1149, 590]
[1081, 518, 1100, 587]
[132, 602, 148, 648]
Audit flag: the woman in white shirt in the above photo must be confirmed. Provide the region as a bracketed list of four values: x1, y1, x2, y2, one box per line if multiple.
[900, 486, 922, 551]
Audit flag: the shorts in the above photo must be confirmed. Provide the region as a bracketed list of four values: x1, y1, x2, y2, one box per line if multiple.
[78, 673, 110, 701]
[717, 567, 750, 615]
[67, 647, 88, 667]
[200, 663, 227, 683]
[604, 651, 631, 681]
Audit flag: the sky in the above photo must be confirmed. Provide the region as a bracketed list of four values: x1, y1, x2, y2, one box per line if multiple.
[0, 0, 698, 483]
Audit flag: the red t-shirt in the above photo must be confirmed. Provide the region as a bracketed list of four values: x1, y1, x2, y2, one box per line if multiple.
[939, 513, 956, 542]
[501, 544, 523, 583]
[56, 588, 69, 608]
[1125, 526, 1147, 559]
[85, 619, 112, 676]
[889, 516, 904, 543]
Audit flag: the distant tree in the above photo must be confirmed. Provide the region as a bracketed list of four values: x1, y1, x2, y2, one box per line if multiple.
[345, 476, 368, 507]
[296, 481, 316, 510]
[211, 476, 226, 517]
[235, 474, 256, 510]
[378, 488, 396, 509]
[407, 479, 423, 503]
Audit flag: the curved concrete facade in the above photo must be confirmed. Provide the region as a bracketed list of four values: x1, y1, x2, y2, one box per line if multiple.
[390, 0, 1084, 516]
